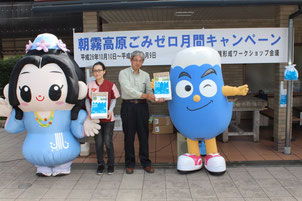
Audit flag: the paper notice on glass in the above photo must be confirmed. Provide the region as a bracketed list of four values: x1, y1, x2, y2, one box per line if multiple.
[153, 72, 172, 101]
[91, 92, 108, 119]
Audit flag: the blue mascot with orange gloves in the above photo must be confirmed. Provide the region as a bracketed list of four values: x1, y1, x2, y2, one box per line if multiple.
[169, 47, 248, 175]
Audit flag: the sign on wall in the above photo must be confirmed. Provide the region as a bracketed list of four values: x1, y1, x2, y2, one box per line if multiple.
[73, 28, 288, 67]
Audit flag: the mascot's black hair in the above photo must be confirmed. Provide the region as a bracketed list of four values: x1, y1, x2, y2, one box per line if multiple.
[8, 49, 85, 120]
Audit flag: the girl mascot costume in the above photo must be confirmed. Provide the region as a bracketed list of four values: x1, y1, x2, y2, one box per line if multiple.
[0, 33, 100, 176]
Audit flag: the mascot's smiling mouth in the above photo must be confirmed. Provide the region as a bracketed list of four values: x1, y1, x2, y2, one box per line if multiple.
[186, 100, 213, 111]
[36, 96, 45, 102]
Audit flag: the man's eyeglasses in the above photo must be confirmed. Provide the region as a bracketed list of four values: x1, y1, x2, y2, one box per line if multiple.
[93, 69, 103, 73]
[132, 59, 143, 63]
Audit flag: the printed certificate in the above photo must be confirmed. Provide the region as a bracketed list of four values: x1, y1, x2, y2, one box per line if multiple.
[91, 92, 108, 119]
[153, 72, 172, 100]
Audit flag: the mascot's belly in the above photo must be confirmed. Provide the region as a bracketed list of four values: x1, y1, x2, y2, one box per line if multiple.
[168, 99, 233, 140]
[22, 131, 80, 167]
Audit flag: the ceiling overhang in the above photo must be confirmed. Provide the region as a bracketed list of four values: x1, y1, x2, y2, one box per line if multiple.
[32, 0, 302, 13]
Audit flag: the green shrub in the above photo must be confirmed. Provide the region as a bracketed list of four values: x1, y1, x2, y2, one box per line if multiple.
[0, 56, 23, 97]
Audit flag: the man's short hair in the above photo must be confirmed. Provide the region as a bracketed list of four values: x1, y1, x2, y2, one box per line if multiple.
[131, 50, 145, 60]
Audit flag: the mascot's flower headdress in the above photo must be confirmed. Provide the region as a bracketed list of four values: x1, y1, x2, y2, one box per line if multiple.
[25, 33, 70, 53]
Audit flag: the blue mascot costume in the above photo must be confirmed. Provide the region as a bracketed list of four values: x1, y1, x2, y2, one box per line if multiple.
[169, 47, 248, 175]
[0, 33, 100, 177]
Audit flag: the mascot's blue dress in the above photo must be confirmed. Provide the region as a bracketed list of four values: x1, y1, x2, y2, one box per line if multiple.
[6, 110, 86, 166]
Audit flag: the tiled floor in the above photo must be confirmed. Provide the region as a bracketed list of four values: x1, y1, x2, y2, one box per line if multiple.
[75, 122, 302, 165]
[3, 160, 302, 201]
[74, 131, 178, 165]
[3, 128, 302, 200]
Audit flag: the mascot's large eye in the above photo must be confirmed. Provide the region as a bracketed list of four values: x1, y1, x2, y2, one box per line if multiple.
[199, 79, 217, 97]
[49, 84, 62, 101]
[175, 80, 193, 98]
[19, 85, 31, 102]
